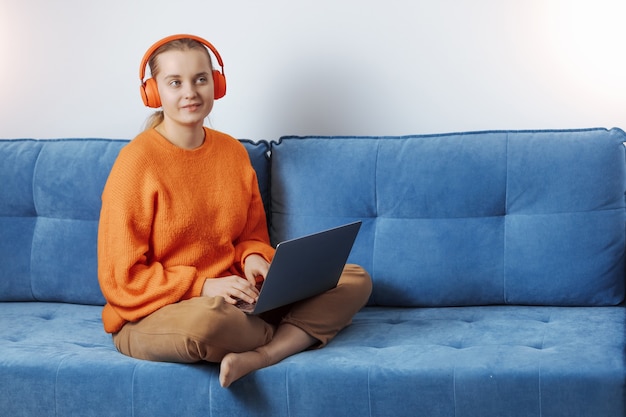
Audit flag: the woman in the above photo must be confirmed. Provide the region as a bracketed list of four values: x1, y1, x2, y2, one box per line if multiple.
[97, 34, 372, 388]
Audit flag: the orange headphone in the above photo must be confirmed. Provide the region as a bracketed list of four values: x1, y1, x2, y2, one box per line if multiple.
[139, 34, 227, 108]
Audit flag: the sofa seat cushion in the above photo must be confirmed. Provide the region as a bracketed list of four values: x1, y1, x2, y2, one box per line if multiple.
[0, 302, 216, 416]
[1, 302, 623, 417]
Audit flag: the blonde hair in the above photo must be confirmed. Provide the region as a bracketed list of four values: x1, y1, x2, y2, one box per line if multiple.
[143, 38, 214, 131]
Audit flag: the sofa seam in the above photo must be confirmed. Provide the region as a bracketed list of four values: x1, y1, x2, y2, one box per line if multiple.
[53, 354, 72, 417]
[285, 364, 291, 416]
[367, 365, 373, 417]
[452, 363, 458, 417]
[372, 140, 381, 305]
[276, 127, 615, 141]
[503, 132, 509, 305]
[130, 362, 139, 417]
[266, 142, 273, 238]
[538, 346, 543, 417]
[29, 143, 44, 302]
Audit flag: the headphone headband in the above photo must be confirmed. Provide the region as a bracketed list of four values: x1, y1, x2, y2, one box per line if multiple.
[139, 34, 225, 81]
[139, 34, 227, 107]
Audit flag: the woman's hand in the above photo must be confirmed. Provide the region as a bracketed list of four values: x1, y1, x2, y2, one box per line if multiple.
[243, 254, 270, 286]
[200, 255, 269, 305]
[201, 275, 259, 305]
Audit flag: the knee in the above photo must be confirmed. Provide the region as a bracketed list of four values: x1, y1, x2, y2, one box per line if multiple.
[340, 264, 373, 303]
[186, 297, 236, 336]
[176, 297, 243, 361]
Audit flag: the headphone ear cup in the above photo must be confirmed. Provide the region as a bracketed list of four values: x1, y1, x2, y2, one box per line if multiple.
[141, 78, 161, 108]
[212, 70, 226, 100]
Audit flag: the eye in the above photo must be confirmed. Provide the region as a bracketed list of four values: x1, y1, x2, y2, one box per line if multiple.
[168, 80, 181, 87]
[196, 76, 209, 84]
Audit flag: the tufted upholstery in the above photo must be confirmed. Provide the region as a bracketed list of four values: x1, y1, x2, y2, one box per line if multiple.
[1, 303, 623, 416]
[270, 129, 626, 307]
[0, 138, 270, 305]
[1, 129, 625, 416]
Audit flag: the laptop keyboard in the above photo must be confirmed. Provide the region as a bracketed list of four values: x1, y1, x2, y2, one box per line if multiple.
[235, 280, 263, 313]
[235, 299, 256, 313]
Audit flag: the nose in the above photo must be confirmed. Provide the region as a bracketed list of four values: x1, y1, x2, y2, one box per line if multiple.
[183, 82, 198, 98]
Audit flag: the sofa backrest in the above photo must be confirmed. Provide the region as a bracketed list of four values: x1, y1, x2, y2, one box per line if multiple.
[2, 130, 625, 308]
[0, 138, 270, 305]
[270, 128, 626, 307]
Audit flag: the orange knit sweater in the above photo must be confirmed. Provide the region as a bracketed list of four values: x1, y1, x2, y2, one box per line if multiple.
[97, 127, 274, 333]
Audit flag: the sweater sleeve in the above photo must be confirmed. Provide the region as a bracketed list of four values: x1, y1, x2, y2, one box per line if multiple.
[97, 149, 200, 333]
[234, 166, 275, 273]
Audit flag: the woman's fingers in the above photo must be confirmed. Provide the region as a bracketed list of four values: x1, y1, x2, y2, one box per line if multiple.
[202, 275, 259, 304]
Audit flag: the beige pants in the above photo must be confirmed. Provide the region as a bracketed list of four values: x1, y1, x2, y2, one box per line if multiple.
[113, 264, 372, 363]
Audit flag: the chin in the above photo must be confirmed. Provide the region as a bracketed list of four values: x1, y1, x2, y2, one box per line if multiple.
[179, 114, 209, 125]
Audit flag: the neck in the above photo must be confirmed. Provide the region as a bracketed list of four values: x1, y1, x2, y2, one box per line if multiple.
[156, 120, 205, 150]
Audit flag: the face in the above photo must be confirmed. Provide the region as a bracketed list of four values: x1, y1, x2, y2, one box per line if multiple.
[154, 48, 215, 129]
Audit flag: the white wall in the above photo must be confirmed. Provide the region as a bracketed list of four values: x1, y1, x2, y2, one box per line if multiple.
[1, 0, 625, 140]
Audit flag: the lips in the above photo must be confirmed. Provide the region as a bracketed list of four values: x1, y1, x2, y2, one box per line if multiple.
[182, 103, 202, 111]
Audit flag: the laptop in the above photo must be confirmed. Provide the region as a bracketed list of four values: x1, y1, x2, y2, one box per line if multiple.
[236, 221, 362, 315]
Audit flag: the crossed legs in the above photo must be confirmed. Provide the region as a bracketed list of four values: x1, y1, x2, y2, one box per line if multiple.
[113, 264, 372, 387]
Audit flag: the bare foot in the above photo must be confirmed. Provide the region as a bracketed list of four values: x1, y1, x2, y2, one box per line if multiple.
[219, 349, 270, 388]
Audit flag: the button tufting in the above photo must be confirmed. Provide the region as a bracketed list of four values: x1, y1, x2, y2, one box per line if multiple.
[5, 336, 24, 343]
[38, 313, 54, 320]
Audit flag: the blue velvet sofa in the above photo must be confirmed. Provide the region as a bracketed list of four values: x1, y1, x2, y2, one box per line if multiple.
[1, 128, 625, 417]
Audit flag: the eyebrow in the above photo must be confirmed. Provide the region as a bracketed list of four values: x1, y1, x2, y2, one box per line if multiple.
[163, 72, 210, 80]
